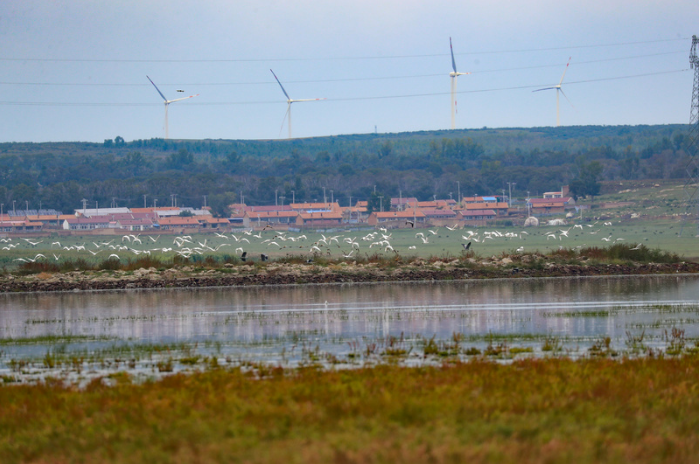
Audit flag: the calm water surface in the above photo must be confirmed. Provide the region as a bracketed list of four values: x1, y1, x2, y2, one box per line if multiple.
[0, 275, 697, 375]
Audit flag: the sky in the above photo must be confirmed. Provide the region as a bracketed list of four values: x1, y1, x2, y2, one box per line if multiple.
[0, 0, 697, 143]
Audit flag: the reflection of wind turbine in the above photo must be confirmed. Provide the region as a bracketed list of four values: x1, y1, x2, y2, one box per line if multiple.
[270, 69, 326, 139]
[147, 76, 199, 139]
[533, 57, 573, 127]
[449, 37, 470, 130]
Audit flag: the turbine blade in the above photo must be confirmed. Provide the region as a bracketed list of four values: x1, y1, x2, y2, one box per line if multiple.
[291, 98, 326, 102]
[168, 94, 200, 103]
[278, 105, 290, 138]
[532, 87, 556, 92]
[270, 69, 291, 101]
[147, 76, 168, 102]
[450, 37, 457, 73]
[559, 88, 575, 108]
[559, 57, 571, 85]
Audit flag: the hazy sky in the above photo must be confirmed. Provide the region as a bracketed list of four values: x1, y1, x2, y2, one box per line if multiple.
[0, 0, 697, 142]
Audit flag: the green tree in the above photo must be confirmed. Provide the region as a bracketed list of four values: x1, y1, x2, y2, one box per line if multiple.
[367, 191, 381, 214]
[208, 192, 238, 217]
[166, 149, 194, 169]
[569, 161, 602, 199]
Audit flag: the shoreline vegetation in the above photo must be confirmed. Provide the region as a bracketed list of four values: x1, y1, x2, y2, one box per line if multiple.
[0, 356, 696, 463]
[1, 244, 697, 293]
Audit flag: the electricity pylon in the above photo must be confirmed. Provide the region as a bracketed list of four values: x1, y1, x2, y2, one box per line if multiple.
[680, 35, 699, 236]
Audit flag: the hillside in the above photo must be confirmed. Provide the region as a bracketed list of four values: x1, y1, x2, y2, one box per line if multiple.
[0, 124, 695, 215]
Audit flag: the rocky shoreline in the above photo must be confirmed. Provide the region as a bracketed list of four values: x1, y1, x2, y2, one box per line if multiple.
[1, 260, 697, 293]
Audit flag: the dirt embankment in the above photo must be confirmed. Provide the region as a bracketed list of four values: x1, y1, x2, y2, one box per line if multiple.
[1, 261, 696, 293]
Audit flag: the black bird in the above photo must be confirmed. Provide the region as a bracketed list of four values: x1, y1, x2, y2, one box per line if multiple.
[240, 251, 247, 262]
[260, 253, 269, 262]
[405, 220, 414, 228]
[462, 242, 471, 250]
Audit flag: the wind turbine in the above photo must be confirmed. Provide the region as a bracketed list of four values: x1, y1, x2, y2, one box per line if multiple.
[147, 76, 199, 139]
[449, 37, 470, 130]
[533, 57, 572, 127]
[270, 69, 326, 139]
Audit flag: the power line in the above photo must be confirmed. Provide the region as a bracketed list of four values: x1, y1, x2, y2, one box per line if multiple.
[0, 69, 689, 107]
[0, 51, 686, 87]
[0, 38, 688, 63]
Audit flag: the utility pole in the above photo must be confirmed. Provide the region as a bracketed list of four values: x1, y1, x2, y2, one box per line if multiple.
[154, 199, 158, 208]
[322, 187, 326, 204]
[378, 196, 384, 213]
[203, 195, 207, 208]
[275, 189, 278, 206]
[456, 181, 461, 207]
[80, 199, 86, 215]
[170, 194, 176, 207]
[25, 201, 28, 217]
[291, 190, 295, 205]
[507, 182, 516, 207]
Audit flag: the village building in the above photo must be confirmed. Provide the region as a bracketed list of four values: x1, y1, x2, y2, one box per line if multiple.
[462, 196, 499, 204]
[527, 197, 576, 216]
[461, 202, 510, 216]
[290, 202, 341, 213]
[390, 197, 418, 211]
[155, 216, 202, 230]
[296, 212, 343, 227]
[420, 208, 458, 221]
[543, 186, 570, 199]
[197, 216, 231, 229]
[75, 207, 130, 217]
[243, 210, 299, 228]
[0, 217, 44, 233]
[117, 219, 156, 231]
[458, 209, 497, 226]
[341, 206, 367, 224]
[367, 210, 426, 227]
[63, 216, 115, 231]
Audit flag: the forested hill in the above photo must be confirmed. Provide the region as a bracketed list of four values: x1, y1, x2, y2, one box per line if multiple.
[0, 124, 695, 215]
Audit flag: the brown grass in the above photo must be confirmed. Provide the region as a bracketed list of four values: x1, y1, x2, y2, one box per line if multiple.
[0, 356, 696, 464]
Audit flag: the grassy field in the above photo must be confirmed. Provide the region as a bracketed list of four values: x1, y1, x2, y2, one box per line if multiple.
[0, 217, 696, 271]
[0, 180, 697, 269]
[0, 356, 696, 464]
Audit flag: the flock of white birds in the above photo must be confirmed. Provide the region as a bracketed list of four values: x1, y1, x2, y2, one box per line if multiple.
[0, 219, 644, 265]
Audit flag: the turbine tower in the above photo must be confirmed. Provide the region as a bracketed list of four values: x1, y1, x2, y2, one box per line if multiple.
[147, 76, 199, 139]
[533, 58, 572, 127]
[449, 37, 470, 130]
[270, 69, 326, 139]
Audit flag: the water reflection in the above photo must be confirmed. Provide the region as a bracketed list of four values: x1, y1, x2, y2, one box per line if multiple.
[0, 275, 696, 347]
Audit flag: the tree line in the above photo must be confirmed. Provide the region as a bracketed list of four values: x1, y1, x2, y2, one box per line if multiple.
[0, 124, 695, 216]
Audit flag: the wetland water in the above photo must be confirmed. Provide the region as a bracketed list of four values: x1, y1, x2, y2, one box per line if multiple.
[0, 274, 697, 381]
